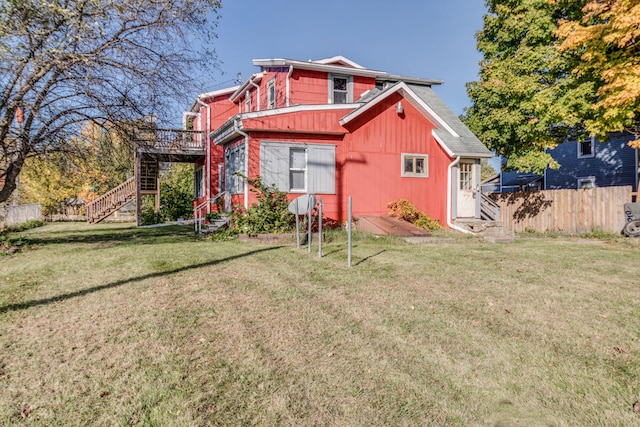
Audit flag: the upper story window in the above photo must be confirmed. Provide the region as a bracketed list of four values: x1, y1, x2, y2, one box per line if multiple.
[579, 136, 595, 158]
[245, 91, 251, 112]
[329, 74, 353, 104]
[267, 79, 276, 109]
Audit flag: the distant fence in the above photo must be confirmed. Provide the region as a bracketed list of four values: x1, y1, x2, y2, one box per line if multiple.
[0, 203, 42, 228]
[490, 186, 632, 234]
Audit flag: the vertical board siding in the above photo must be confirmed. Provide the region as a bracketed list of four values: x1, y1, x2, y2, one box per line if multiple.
[491, 186, 632, 233]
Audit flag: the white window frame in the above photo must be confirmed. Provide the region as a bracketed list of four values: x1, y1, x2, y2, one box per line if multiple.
[401, 153, 429, 178]
[578, 136, 595, 158]
[245, 91, 251, 112]
[578, 176, 596, 189]
[267, 78, 276, 109]
[194, 166, 204, 198]
[329, 74, 353, 104]
[289, 147, 307, 192]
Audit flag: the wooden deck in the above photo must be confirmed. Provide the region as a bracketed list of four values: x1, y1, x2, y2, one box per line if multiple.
[356, 216, 431, 237]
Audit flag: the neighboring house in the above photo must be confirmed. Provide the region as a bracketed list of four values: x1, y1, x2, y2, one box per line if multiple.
[483, 133, 639, 193]
[187, 55, 493, 228]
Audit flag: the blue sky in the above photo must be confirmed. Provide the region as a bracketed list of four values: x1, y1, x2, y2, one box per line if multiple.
[199, 0, 488, 117]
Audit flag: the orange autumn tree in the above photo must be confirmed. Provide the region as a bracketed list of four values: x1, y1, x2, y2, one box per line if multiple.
[556, 0, 640, 145]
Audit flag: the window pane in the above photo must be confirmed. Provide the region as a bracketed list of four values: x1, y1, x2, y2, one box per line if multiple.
[334, 91, 347, 104]
[333, 78, 347, 91]
[290, 171, 305, 190]
[581, 140, 592, 156]
[404, 158, 414, 173]
[415, 158, 424, 174]
[290, 149, 306, 169]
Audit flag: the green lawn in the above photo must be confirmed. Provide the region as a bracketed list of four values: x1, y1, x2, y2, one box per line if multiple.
[1, 222, 640, 426]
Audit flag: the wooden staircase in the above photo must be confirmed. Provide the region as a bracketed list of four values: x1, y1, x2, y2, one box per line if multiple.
[86, 177, 136, 223]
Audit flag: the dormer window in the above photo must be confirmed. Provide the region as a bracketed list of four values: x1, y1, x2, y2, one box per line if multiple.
[329, 74, 353, 104]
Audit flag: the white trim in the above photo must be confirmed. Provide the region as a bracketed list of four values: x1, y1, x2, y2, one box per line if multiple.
[189, 86, 239, 113]
[578, 136, 596, 158]
[241, 103, 359, 119]
[431, 129, 456, 158]
[577, 176, 596, 189]
[267, 78, 276, 109]
[229, 73, 264, 102]
[313, 55, 365, 69]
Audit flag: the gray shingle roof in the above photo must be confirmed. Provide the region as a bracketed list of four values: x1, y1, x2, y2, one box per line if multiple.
[406, 84, 493, 158]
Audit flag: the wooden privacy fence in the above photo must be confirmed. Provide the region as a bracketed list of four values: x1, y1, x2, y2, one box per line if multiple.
[490, 186, 632, 234]
[0, 203, 42, 228]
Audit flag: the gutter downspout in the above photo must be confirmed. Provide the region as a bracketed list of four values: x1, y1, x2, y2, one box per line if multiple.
[249, 75, 260, 111]
[447, 156, 475, 235]
[196, 98, 211, 215]
[285, 65, 294, 107]
[234, 119, 250, 210]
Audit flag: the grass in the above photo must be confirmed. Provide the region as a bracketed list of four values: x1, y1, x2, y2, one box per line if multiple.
[1, 222, 640, 425]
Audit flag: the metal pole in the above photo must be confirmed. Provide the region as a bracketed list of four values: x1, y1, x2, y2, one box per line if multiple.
[347, 196, 352, 267]
[295, 199, 300, 249]
[307, 196, 313, 253]
[318, 198, 323, 257]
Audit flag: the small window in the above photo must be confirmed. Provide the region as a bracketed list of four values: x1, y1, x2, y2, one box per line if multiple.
[579, 136, 595, 158]
[329, 74, 352, 104]
[578, 176, 596, 189]
[245, 91, 251, 112]
[402, 153, 428, 178]
[290, 148, 307, 191]
[194, 167, 204, 198]
[267, 79, 276, 109]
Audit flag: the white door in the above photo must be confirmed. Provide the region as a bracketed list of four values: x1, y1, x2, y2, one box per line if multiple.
[457, 162, 476, 218]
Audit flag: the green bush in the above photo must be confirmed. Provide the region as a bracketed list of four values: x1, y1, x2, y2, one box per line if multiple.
[140, 205, 165, 226]
[229, 175, 294, 235]
[387, 199, 442, 231]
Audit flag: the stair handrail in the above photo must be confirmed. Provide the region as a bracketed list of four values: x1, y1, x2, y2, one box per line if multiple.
[86, 177, 136, 222]
[479, 192, 500, 222]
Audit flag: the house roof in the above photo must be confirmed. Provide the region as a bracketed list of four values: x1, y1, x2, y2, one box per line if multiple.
[188, 86, 239, 113]
[340, 82, 493, 158]
[252, 56, 443, 86]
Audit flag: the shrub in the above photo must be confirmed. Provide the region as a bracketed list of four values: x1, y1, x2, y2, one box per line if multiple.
[229, 175, 294, 235]
[387, 199, 442, 231]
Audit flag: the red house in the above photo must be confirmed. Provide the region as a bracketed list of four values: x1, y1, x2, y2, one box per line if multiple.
[187, 56, 493, 230]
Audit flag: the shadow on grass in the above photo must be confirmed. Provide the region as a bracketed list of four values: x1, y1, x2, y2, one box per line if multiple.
[354, 250, 386, 266]
[0, 246, 283, 315]
[21, 224, 197, 247]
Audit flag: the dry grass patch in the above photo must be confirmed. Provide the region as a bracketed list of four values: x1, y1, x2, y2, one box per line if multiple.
[1, 223, 640, 425]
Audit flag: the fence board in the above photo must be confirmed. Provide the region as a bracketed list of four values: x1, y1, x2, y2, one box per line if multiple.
[490, 186, 632, 234]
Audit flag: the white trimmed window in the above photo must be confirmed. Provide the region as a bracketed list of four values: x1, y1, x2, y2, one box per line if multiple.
[245, 91, 251, 112]
[267, 79, 276, 109]
[579, 136, 595, 158]
[260, 141, 336, 194]
[402, 153, 429, 178]
[578, 176, 596, 189]
[289, 148, 307, 192]
[329, 74, 353, 104]
[194, 167, 204, 198]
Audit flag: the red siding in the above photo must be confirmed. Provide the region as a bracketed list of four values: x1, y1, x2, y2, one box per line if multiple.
[340, 93, 452, 225]
[242, 109, 352, 135]
[290, 69, 376, 105]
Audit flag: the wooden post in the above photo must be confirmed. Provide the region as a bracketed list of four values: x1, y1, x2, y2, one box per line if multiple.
[135, 149, 141, 226]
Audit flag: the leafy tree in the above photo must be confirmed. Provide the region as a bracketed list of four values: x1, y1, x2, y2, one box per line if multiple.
[0, 0, 221, 203]
[556, 0, 640, 146]
[160, 163, 194, 221]
[481, 158, 498, 181]
[464, 0, 590, 173]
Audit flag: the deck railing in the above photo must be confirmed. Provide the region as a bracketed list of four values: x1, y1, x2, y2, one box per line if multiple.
[480, 192, 500, 222]
[136, 128, 205, 152]
[86, 177, 136, 223]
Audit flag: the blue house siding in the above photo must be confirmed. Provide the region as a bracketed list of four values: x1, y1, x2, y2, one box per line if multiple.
[545, 134, 638, 191]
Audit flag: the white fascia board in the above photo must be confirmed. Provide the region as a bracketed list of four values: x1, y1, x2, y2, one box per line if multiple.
[431, 130, 456, 158]
[239, 103, 358, 120]
[339, 82, 459, 138]
[189, 86, 239, 112]
[313, 56, 365, 69]
[229, 73, 264, 102]
[383, 73, 443, 86]
[252, 58, 385, 78]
